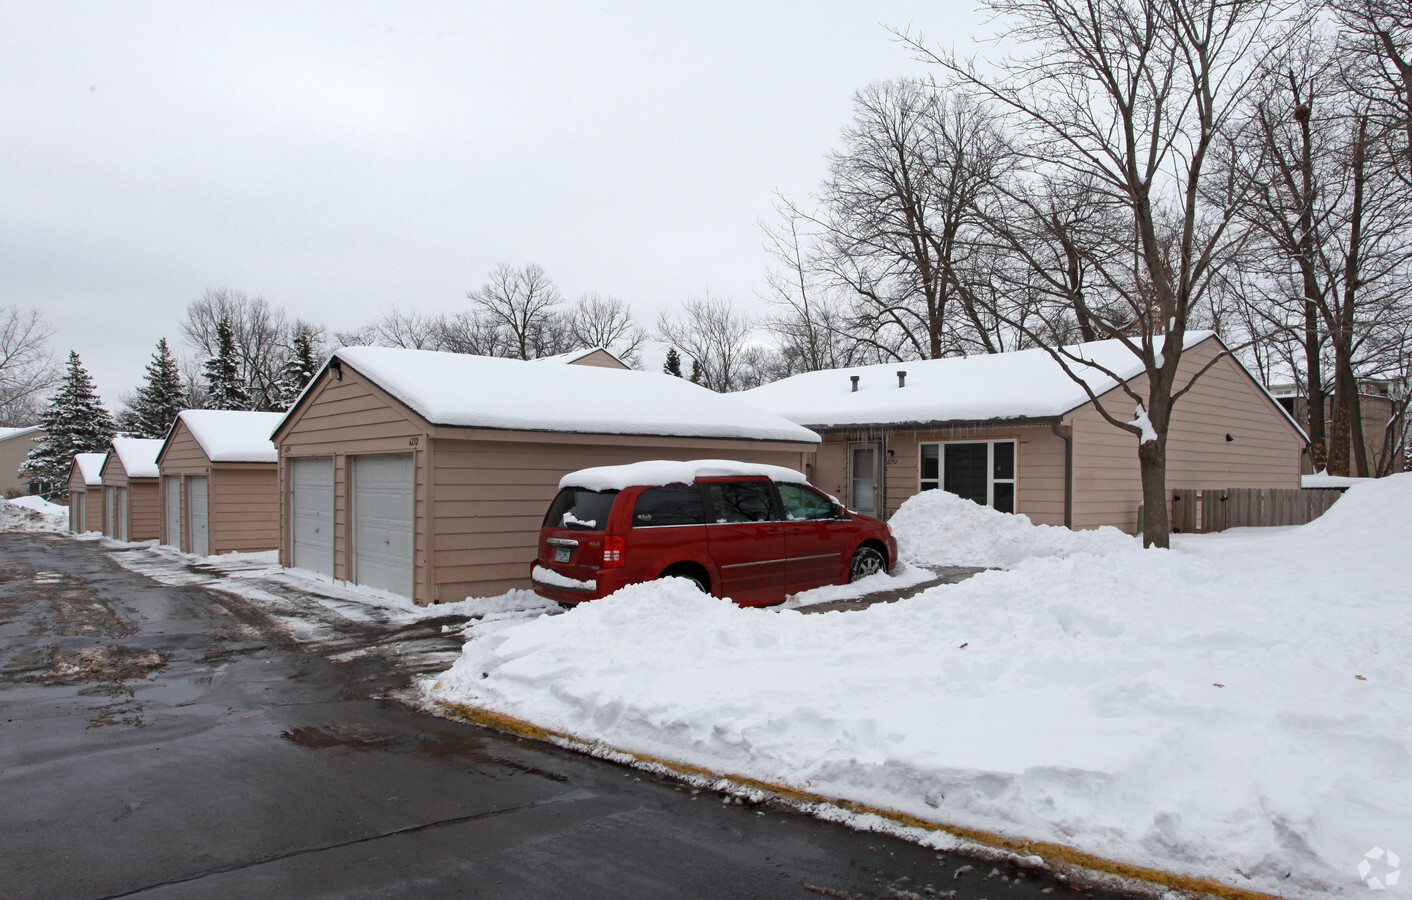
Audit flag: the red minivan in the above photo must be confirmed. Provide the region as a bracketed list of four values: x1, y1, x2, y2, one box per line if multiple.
[530, 460, 898, 607]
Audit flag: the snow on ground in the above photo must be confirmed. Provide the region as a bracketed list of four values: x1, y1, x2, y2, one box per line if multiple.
[425, 477, 1412, 899]
[0, 496, 68, 532]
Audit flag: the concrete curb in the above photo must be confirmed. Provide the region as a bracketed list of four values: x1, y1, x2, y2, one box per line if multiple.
[433, 699, 1287, 900]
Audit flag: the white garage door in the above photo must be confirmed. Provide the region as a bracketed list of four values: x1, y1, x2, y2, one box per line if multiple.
[188, 476, 210, 556]
[116, 487, 129, 542]
[104, 486, 117, 538]
[291, 457, 334, 578]
[163, 476, 181, 547]
[351, 454, 414, 599]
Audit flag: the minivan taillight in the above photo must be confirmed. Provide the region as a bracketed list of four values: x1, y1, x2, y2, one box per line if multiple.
[602, 535, 625, 567]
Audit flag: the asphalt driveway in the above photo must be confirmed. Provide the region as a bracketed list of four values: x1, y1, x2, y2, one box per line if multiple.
[0, 533, 1123, 899]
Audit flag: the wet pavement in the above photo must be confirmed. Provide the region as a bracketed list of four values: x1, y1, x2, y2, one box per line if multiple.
[797, 566, 988, 614]
[0, 534, 1131, 899]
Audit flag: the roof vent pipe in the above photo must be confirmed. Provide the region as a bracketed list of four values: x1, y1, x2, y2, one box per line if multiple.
[897, 370, 907, 388]
[850, 375, 860, 392]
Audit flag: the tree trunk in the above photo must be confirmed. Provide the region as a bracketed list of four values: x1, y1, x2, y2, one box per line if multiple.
[1138, 434, 1170, 549]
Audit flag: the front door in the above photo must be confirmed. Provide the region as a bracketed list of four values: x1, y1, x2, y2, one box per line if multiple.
[847, 442, 882, 517]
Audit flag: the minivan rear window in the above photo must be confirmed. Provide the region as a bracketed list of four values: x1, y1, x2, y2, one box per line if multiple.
[544, 488, 619, 530]
[632, 484, 706, 527]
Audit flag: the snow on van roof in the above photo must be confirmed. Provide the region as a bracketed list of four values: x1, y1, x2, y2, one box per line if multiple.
[739, 333, 1216, 428]
[561, 459, 808, 492]
[334, 347, 819, 444]
[74, 452, 106, 485]
[176, 410, 283, 463]
[109, 437, 164, 479]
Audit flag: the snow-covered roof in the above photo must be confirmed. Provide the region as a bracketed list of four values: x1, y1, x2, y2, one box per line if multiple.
[740, 333, 1218, 428]
[0, 425, 42, 442]
[327, 347, 819, 444]
[174, 410, 283, 463]
[108, 437, 164, 479]
[562, 459, 809, 492]
[73, 452, 106, 486]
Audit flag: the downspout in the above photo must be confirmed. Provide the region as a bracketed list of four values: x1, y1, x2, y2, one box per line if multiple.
[1051, 420, 1073, 528]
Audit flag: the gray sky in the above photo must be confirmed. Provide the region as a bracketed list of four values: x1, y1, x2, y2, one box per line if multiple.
[2, 1, 991, 406]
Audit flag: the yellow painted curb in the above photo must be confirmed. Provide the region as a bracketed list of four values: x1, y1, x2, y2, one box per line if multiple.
[434, 700, 1288, 900]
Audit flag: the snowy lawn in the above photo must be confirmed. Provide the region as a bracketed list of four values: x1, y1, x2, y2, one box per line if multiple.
[423, 479, 1412, 898]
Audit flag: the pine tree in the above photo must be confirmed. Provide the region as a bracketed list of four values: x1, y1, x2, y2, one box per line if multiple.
[689, 358, 702, 385]
[203, 317, 248, 410]
[663, 347, 684, 378]
[129, 338, 185, 438]
[20, 351, 116, 499]
[275, 331, 317, 410]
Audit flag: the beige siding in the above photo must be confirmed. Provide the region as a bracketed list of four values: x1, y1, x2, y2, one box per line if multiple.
[67, 465, 103, 532]
[1067, 337, 1305, 533]
[565, 349, 629, 369]
[810, 425, 1067, 524]
[158, 420, 281, 554]
[430, 434, 814, 600]
[100, 453, 161, 541]
[208, 465, 280, 553]
[0, 430, 42, 495]
[275, 367, 433, 603]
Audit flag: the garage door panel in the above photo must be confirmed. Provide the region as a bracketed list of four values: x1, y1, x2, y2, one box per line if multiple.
[189, 476, 209, 556]
[352, 454, 414, 599]
[163, 477, 181, 548]
[291, 457, 334, 577]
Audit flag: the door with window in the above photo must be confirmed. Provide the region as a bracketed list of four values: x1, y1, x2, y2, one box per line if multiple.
[919, 439, 1016, 513]
[702, 479, 785, 605]
[847, 441, 882, 517]
[777, 481, 850, 592]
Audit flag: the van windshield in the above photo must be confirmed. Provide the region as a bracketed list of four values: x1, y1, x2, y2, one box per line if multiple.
[544, 488, 619, 530]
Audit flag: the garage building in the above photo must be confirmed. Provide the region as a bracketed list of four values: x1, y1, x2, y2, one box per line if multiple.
[273, 348, 820, 604]
[66, 452, 106, 532]
[157, 410, 284, 555]
[100, 438, 164, 542]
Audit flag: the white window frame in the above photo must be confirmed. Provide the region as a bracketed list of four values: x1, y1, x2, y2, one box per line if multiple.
[917, 439, 1017, 511]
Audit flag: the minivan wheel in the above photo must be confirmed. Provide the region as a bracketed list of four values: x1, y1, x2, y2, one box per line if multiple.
[659, 568, 710, 594]
[848, 546, 886, 582]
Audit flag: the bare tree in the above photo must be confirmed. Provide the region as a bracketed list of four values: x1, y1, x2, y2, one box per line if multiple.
[563, 293, 647, 366]
[655, 294, 756, 392]
[181, 288, 293, 411]
[909, 0, 1300, 547]
[466, 263, 568, 360]
[801, 80, 1017, 361]
[1331, 0, 1412, 174]
[1232, 34, 1412, 475]
[0, 305, 58, 426]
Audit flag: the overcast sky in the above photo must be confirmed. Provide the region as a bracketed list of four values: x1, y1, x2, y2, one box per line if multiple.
[3, 1, 994, 406]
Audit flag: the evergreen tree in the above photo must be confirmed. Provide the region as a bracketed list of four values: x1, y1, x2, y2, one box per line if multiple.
[203, 317, 248, 410]
[275, 331, 317, 410]
[129, 338, 184, 438]
[689, 358, 702, 385]
[663, 347, 684, 378]
[20, 351, 116, 499]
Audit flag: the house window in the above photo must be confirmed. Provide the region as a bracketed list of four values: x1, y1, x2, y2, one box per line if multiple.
[919, 440, 1016, 513]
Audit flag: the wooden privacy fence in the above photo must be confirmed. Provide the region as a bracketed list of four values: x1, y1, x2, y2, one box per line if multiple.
[1171, 487, 1347, 533]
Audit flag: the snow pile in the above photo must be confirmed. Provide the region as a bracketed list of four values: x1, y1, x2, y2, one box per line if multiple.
[0, 496, 67, 532]
[890, 488, 1137, 567]
[426, 476, 1412, 898]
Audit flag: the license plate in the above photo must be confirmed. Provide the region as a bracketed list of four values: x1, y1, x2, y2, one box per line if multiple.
[554, 546, 571, 563]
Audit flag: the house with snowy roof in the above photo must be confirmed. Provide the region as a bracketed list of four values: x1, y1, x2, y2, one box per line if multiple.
[271, 347, 819, 604]
[739, 333, 1306, 535]
[66, 452, 106, 532]
[99, 437, 164, 541]
[157, 409, 284, 556]
[0, 425, 45, 495]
